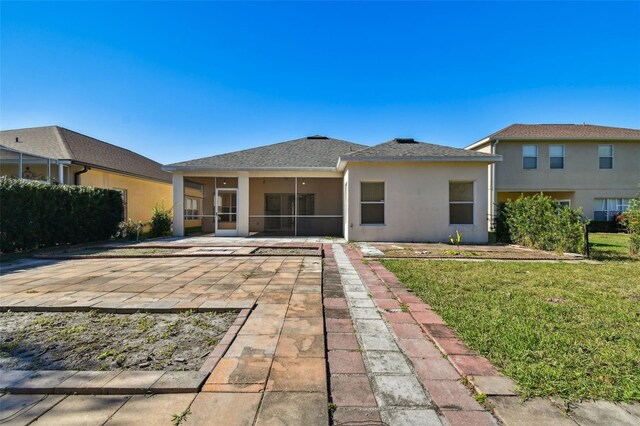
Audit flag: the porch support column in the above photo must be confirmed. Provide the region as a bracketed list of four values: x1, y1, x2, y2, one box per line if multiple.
[172, 173, 185, 237]
[238, 172, 250, 236]
[57, 161, 64, 184]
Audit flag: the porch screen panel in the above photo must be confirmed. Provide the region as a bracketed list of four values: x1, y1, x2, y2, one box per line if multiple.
[249, 177, 342, 236]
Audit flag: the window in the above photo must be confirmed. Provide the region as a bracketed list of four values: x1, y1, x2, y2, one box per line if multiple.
[522, 145, 538, 169]
[557, 200, 571, 208]
[593, 198, 630, 221]
[449, 182, 474, 224]
[185, 197, 200, 220]
[360, 182, 385, 225]
[599, 145, 613, 169]
[550, 145, 564, 169]
[114, 189, 127, 220]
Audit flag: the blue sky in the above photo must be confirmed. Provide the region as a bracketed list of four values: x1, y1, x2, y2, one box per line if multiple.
[1, 1, 639, 164]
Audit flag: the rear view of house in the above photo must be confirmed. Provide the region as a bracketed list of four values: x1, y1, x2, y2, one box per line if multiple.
[164, 136, 501, 242]
[0, 126, 172, 224]
[466, 124, 640, 226]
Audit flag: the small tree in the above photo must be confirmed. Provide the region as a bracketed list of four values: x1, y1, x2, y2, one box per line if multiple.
[619, 199, 640, 256]
[150, 202, 172, 237]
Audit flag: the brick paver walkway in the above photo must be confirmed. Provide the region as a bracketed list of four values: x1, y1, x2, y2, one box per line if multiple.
[325, 244, 496, 425]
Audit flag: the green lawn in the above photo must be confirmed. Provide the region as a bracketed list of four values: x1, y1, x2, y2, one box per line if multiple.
[589, 232, 634, 261]
[381, 254, 640, 402]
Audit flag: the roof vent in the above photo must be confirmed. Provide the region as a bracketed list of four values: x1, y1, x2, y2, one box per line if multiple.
[394, 138, 416, 143]
[15, 137, 22, 143]
[308, 135, 328, 139]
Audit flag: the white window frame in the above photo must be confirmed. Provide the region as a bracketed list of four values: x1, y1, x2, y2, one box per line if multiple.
[360, 181, 385, 226]
[184, 196, 201, 220]
[557, 199, 571, 207]
[593, 197, 630, 221]
[449, 181, 475, 226]
[598, 144, 614, 170]
[549, 144, 565, 170]
[522, 144, 538, 170]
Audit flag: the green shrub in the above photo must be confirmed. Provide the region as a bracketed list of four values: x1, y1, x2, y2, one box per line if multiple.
[149, 202, 172, 237]
[496, 194, 588, 254]
[0, 177, 123, 253]
[619, 199, 640, 256]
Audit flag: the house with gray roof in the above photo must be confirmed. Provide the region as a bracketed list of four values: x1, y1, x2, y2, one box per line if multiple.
[466, 124, 640, 226]
[164, 136, 501, 242]
[1, 126, 174, 224]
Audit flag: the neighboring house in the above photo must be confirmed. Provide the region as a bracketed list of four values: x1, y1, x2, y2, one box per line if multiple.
[466, 124, 640, 226]
[163, 136, 501, 242]
[0, 126, 172, 224]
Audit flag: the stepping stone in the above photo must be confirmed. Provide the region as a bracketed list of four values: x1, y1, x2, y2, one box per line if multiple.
[372, 375, 430, 407]
[381, 409, 443, 426]
[366, 351, 412, 374]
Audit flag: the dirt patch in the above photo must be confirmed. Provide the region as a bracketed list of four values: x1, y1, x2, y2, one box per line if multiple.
[375, 243, 576, 260]
[253, 247, 319, 256]
[0, 311, 236, 371]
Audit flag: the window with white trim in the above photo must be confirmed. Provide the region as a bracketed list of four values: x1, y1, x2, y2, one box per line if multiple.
[550, 145, 564, 169]
[557, 200, 571, 208]
[599, 145, 613, 169]
[523, 145, 538, 169]
[449, 182, 474, 224]
[185, 197, 201, 220]
[360, 182, 384, 225]
[593, 198, 630, 221]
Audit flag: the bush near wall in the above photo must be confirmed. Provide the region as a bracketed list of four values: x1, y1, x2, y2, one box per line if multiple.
[495, 193, 589, 254]
[619, 199, 640, 256]
[0, 177, 123, 253]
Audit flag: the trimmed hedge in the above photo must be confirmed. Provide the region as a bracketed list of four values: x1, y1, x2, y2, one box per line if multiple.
[0, 177, 123, 253]
[495, 193, 589, 254]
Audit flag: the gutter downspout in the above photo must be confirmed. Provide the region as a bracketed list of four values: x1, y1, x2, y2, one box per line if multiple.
[74, 165, 90, 185]
[490, 139, 500, 230]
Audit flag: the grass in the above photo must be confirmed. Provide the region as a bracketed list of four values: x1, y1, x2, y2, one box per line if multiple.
[589, 232, 634, 261]
[381, 254, 640, 402]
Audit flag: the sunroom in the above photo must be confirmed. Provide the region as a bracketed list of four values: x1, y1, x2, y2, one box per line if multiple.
[170, 173, 344, 237]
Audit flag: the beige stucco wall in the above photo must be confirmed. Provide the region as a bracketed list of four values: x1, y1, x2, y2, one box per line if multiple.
[344, 161, 490, 243]
[78, 168, 172, 223]
[493, 140, 639, 191]
[488, 140, 640, 219]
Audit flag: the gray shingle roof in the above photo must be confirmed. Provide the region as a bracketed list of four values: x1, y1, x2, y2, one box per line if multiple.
[0, 126, 171, 183]
[341, 138, 500, 162]
[164, 136, 368, 171]
[489, 124, 640, 140]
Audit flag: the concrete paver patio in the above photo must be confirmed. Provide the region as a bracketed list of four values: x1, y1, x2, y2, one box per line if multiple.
[1, 251, 327, 424]
[3, 237, 634, 425]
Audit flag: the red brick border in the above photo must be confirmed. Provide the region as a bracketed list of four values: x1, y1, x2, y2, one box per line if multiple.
[362, 255, 519, 398]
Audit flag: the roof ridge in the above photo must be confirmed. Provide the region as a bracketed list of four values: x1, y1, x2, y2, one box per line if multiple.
[56, 126, 163, 164]
[172, 136, 367, 165]
[53, 125, 76, 160]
